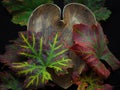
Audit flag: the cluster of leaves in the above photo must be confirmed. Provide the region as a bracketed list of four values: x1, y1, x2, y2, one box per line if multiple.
[65, 0, 111, 21]
[2, 0, 53, 26]
[11, 31, 71, 88]
[2, 0, 111, 26]
[0, 22, 119, 89]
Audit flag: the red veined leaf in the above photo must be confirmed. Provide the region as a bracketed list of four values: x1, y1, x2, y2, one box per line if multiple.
[70, 23, 120, 78]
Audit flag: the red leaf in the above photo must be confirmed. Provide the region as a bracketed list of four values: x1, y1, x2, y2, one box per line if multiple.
[70, 23, 120, 78]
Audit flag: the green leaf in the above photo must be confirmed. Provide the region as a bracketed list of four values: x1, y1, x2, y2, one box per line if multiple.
[2, 0, 53, 26]
[94, 7, 111, 21]
[81, 0, 111, 21]
[12, 32, 72, 88]
[65, 0, 111, 21]
[12, 11, 31, 26]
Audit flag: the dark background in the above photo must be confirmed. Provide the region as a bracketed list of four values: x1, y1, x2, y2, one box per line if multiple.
[0, 0, 120, 90]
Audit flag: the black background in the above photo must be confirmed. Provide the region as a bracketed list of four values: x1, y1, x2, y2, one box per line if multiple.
[0, 0, 120, 90]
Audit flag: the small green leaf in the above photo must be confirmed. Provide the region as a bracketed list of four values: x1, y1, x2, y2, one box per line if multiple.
[94, 8, 111, 21]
